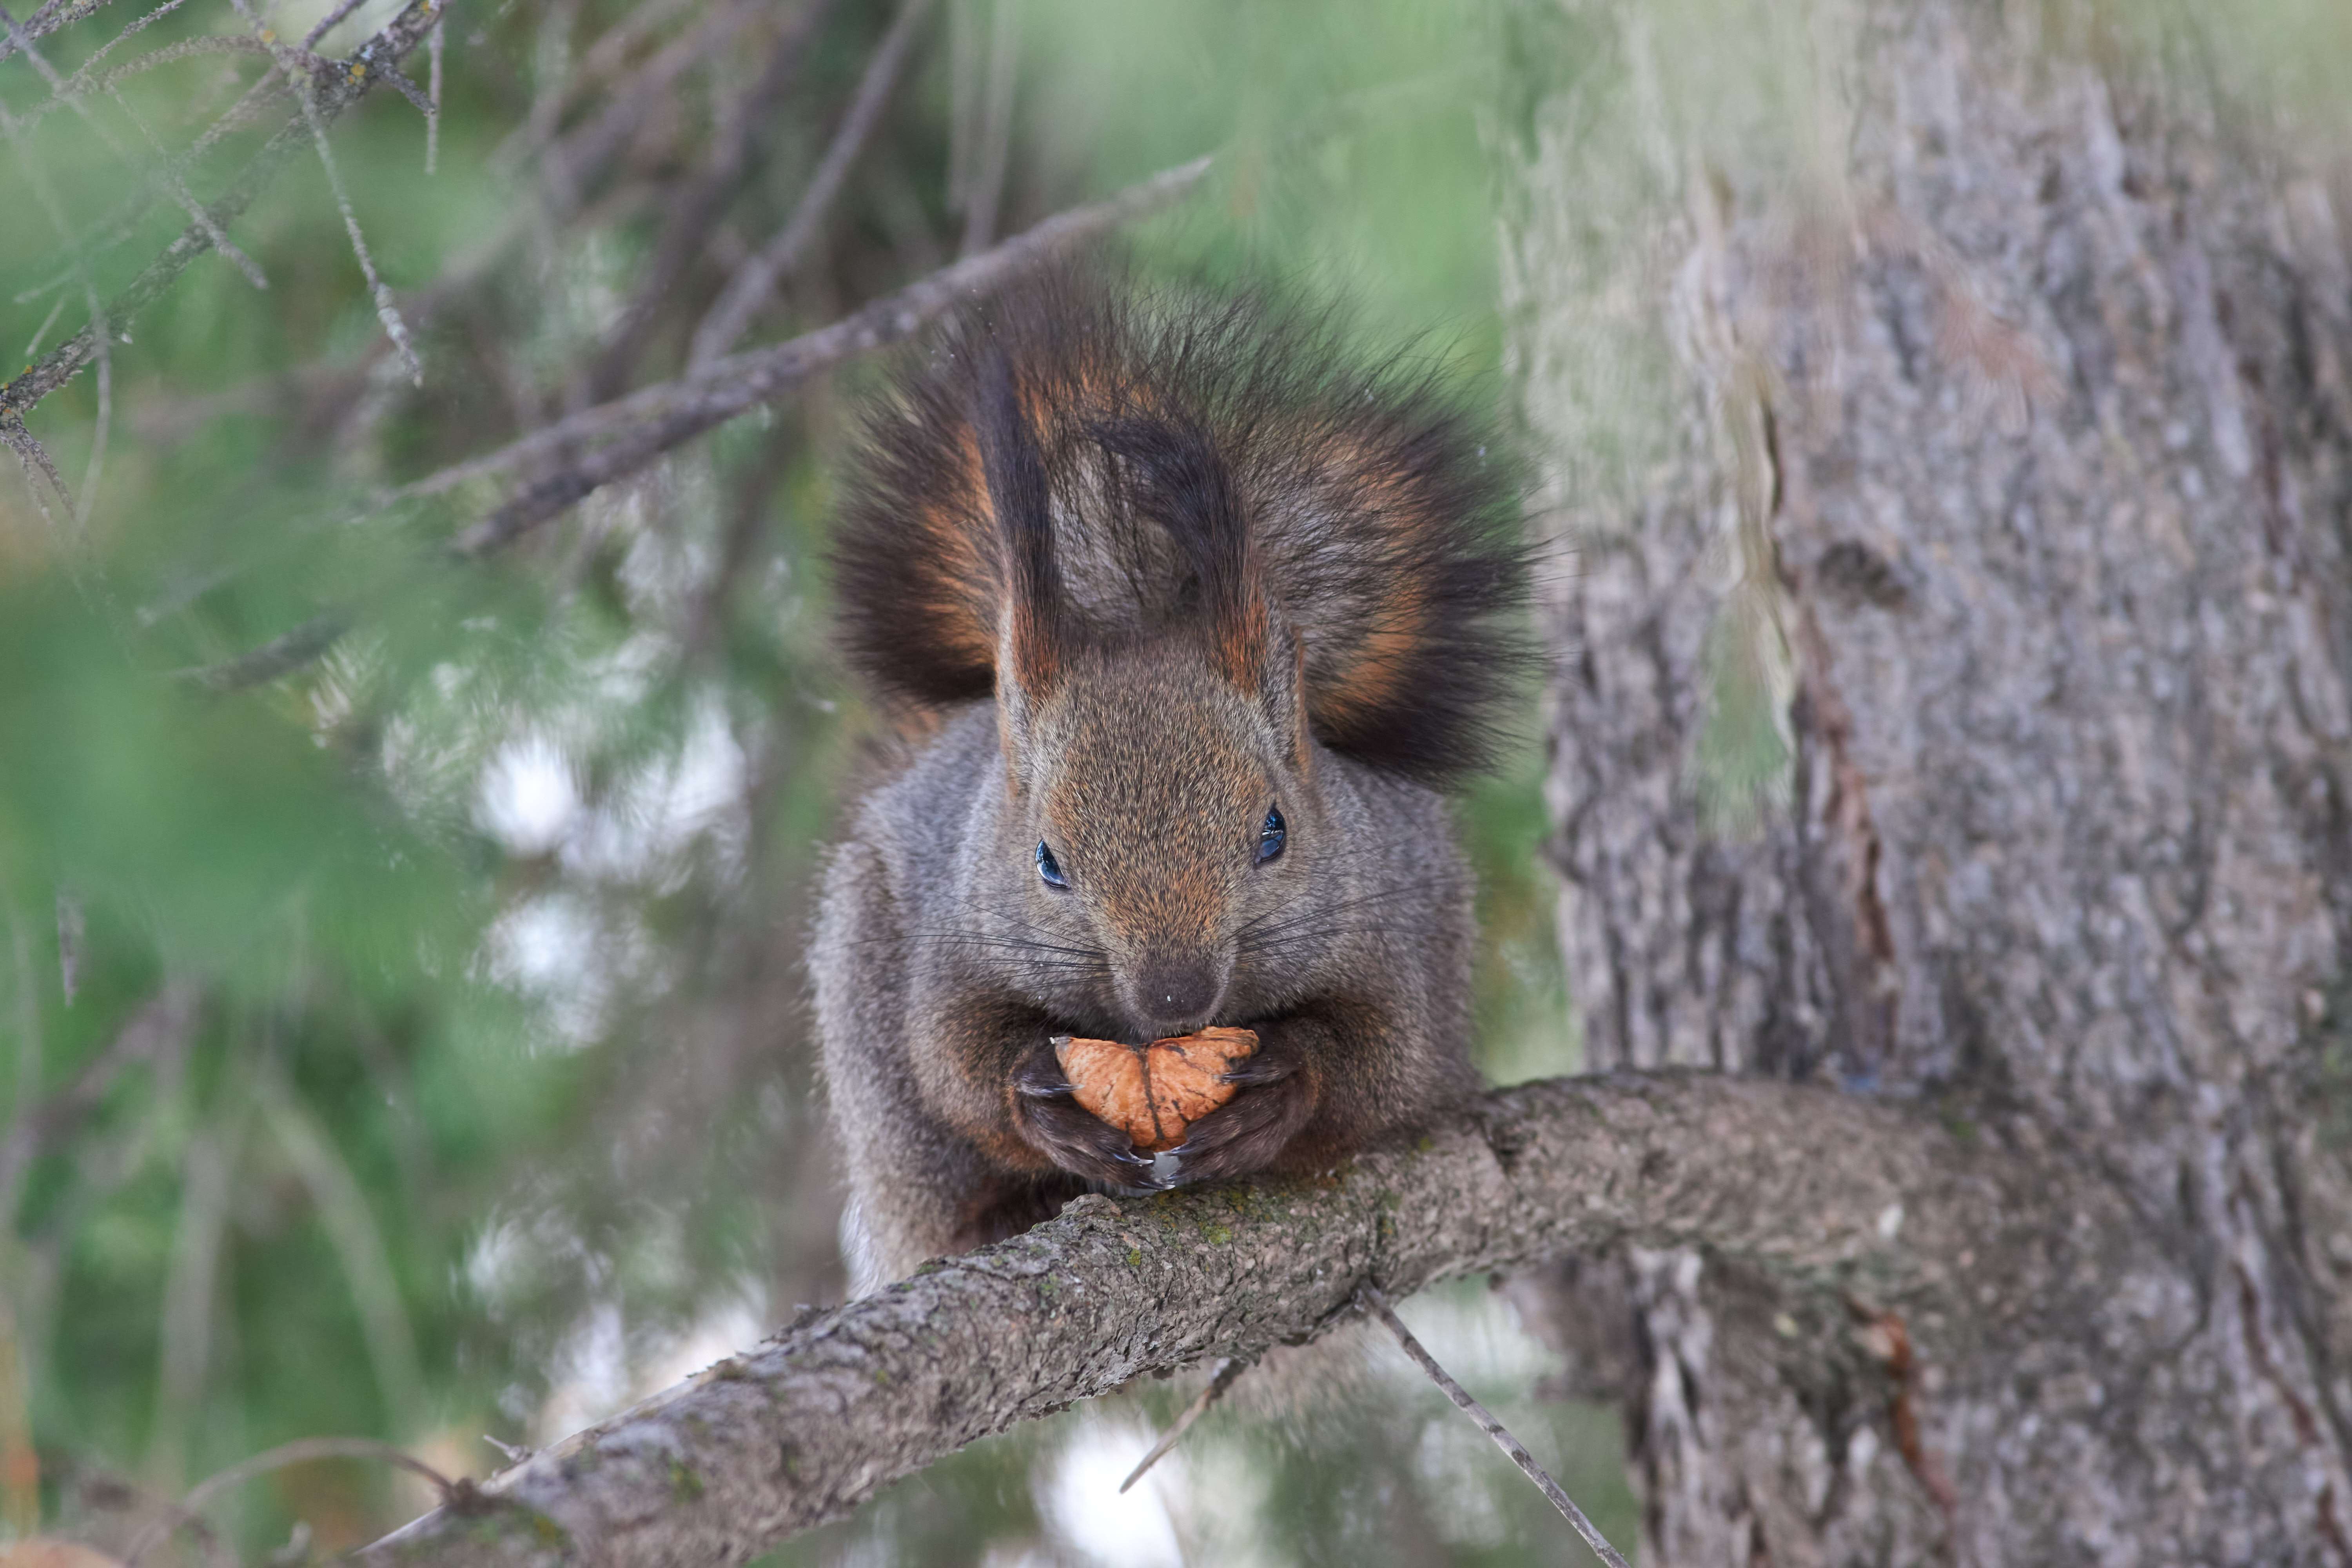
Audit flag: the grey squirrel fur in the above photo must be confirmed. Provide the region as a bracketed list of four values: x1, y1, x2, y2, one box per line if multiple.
[810, 264, 1527, 1291]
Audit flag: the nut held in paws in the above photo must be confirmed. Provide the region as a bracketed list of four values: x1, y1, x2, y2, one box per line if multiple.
[1052, 1027, 1259, 1152]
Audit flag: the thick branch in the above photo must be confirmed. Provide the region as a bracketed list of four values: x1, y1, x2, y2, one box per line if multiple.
[358, 1071, 2126, 1567]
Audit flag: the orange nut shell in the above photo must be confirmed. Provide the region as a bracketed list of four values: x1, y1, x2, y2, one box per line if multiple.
[1053, 1027, 1259, 1153]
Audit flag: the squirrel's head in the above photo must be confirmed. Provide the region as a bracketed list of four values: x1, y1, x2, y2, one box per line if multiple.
[979, 352, 1316, 1037]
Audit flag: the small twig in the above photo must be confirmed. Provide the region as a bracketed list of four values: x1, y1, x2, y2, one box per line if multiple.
[573, 0, 840, 406]
[127, 1436, 461, 1567]
[0, 0, 105, 67]
[54, 889, 83, 1005]
[77, 299, 112, 528]
[43, 0, 201, 101]
[228, 0, 422, 385]
[0, 412, 75, 532]
[519, 0, 739, 199]
[0, 0, 441, 422]
[688, 0, 935, 367]
[432, 153, 1213, 555]
[183, 609, 352, 690]
[0, 2, 270, 291]
[424, 16, 442, 174]
[482, 1435, 530, 1466]
[104, 83, 270, 288]
[1118, 1356, 1247, 1493]
[0, 48, 109, 530]
[0, 981, 200, 1227]
[1361, 1285, 1630, 1568]
[22, 295, 65, 359]
[378, 62, 434, 117]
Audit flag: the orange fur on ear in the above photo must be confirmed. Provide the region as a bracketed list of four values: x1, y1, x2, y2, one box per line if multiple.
[1212, 589, 1270, 693]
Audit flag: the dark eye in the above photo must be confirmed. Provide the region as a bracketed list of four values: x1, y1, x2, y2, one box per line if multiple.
[1256, 805, 1286, 864]
[1035, 840, 1070, 890]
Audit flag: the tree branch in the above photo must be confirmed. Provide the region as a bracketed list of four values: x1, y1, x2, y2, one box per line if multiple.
[0, 981, 201, 1227]
[439, 152, 1212, 557]
[356, 1071, 2120, 1566]
[0, 0, 443, 423]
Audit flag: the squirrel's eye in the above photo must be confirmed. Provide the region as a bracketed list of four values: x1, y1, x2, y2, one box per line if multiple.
[1256, 805, 1286, 864]
[1035, 840, 1070, 890]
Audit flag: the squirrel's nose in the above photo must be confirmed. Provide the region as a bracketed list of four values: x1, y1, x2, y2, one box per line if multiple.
[1129, 955, 1225, 1032]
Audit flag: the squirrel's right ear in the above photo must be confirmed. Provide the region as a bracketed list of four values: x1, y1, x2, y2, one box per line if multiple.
[976, 348, 1065, 779]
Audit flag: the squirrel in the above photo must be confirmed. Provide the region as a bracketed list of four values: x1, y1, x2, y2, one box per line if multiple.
[810, 263, 1527, 1290]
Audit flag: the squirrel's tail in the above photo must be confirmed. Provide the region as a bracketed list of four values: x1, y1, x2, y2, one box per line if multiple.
[831, 261, 1530, 784]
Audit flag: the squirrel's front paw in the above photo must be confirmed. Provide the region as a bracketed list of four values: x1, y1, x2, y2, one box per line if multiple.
[1012, 1053, 1162, 1191]
[1158, 1055, 1314, 1185]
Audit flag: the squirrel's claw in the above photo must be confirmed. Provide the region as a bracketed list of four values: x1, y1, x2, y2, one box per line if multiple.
[1013, 1052, 1158, 1188]
[1218, 1052, 1295, 1088]
[1163, 1070, 1314, 1186]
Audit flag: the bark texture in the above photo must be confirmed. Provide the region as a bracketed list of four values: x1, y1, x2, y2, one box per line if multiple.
[354, 1073, 2119, 1567]
[1506, 1, 2352, 1561]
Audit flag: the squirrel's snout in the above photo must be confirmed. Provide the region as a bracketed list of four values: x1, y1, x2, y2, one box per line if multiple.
[1127, 952, 1229, 1035]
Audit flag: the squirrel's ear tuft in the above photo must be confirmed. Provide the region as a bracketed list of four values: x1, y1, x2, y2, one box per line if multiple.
[1092, 414, 1269, 695]
[977, 347, 1067, 734]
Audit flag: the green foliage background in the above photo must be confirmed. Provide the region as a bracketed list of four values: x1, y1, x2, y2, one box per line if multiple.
[0, 0, 1612, 1560]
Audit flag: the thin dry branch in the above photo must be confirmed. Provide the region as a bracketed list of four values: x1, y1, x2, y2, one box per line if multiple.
[0, 410, 75, 530]
[1363, 1285, 1629, 1567]
[0, 40, 111, 526]
[0, 2, 270, 289]
[225, 0, 420, 382]
[572, 0, 841, 405]
[0, 0, 109, 66]
[0, 982, 201, 1231]
[357, 1072, 2123, 1566]
[688, 0, 936, 368]
[0, 0, 442, 422]
[129, 1436, 462, 1568]
[424, 16, 441, 172]
[439, 153, 1213, 556]
[1118, 1355, 1246, 1493]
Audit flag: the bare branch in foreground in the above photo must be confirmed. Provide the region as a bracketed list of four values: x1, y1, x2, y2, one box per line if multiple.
[225, 0, 421, 383]
[356, 1072, 2140, 1566]
[0, 0, 443, 422]
[439, 153, 1214, 556]
[1363, 1284, 1629, 1567]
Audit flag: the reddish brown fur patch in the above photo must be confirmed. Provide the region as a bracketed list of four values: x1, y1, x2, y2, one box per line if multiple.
[907, 426, 996, 673]
[1214, 590, 1271, 693]
[1305, 443, 1432, 733]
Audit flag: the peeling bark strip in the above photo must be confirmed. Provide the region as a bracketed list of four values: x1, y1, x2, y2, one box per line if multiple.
[358, 1073, 2125, 1567]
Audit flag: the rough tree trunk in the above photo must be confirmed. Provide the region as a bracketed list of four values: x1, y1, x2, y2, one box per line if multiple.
[1506, 1, 2352, 1562]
